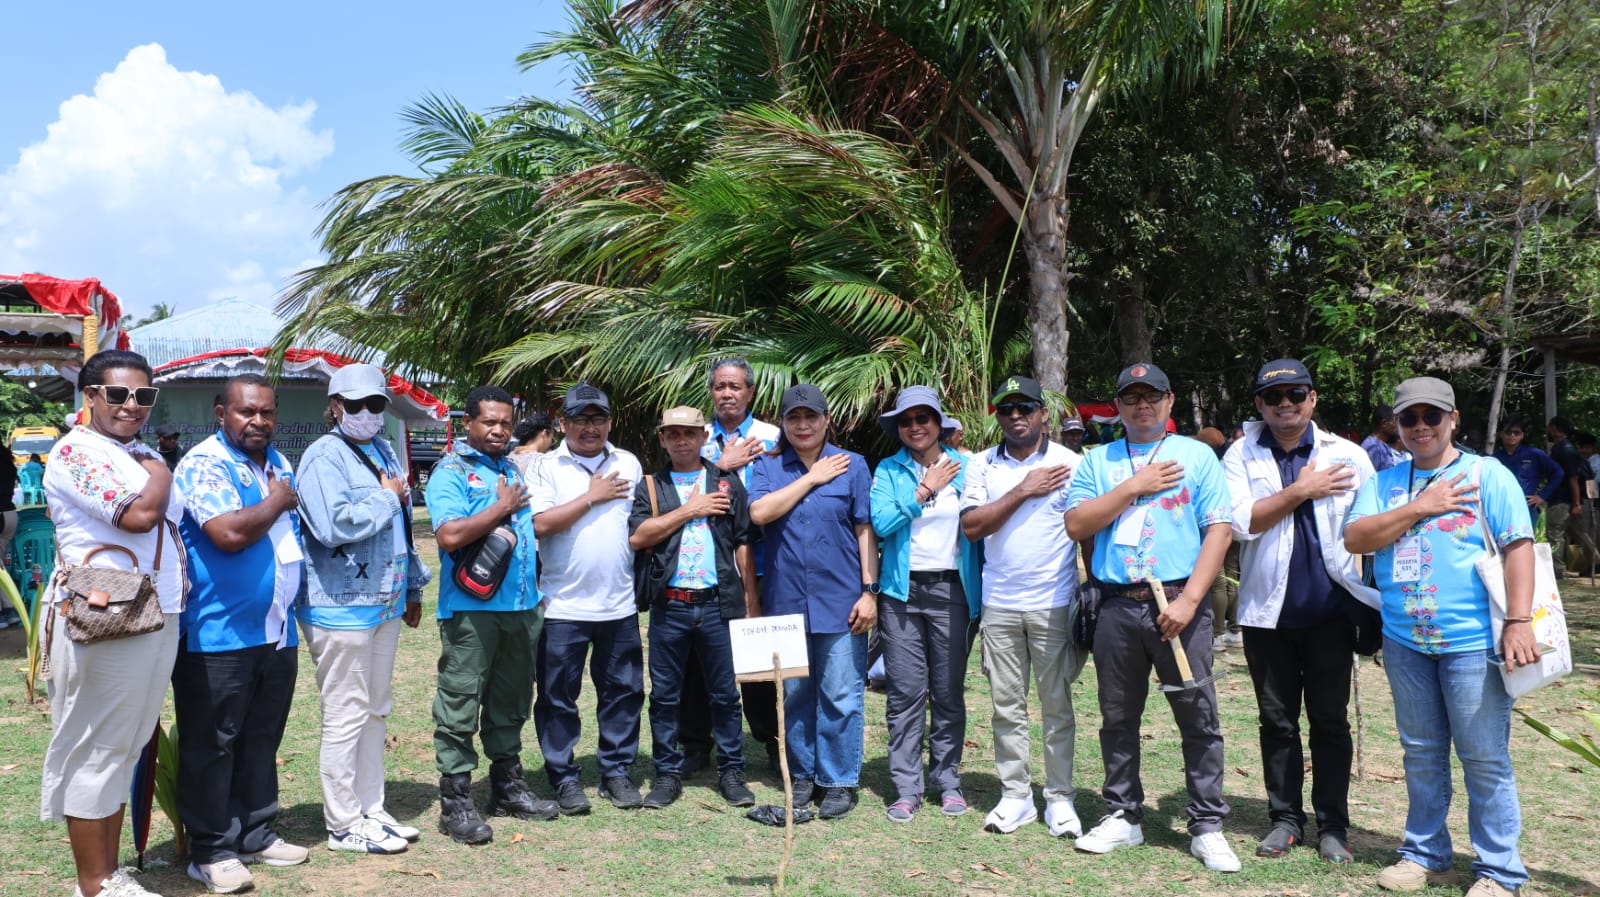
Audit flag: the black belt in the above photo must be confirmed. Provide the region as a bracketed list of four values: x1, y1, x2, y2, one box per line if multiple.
[909, 570, 960, 585]
[664, 587, 716, 604]
[1102, 579, 1189, 602]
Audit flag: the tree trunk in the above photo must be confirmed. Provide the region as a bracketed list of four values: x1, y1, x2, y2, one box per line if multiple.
[1023, 195, 1071, 395]
[1117, 270, 1153, 366]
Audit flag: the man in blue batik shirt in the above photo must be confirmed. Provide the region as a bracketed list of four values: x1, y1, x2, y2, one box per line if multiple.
[173, 374, 310, 892]
[426, 385, 550, 845]
[1065, 362, 1240, 874]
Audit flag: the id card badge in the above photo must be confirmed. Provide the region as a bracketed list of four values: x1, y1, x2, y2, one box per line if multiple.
[1113, 505, 1145, 547]
[1392, 535, 1421, 582]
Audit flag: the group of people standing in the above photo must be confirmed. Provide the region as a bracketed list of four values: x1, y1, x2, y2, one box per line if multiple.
[38, 349, 1541, 897]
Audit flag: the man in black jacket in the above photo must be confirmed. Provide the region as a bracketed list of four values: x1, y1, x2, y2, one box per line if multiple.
[628, 406, 759, 809]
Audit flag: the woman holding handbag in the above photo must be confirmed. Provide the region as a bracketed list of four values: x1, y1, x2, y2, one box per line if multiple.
[295, 364, 429, 855]
[1345, 377, 1540, 897]
[42, 350, 185, 897]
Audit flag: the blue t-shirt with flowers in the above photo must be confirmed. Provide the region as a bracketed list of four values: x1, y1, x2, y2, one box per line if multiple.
[1346, 454, 1533, 655]
[668, 469, 718, 589]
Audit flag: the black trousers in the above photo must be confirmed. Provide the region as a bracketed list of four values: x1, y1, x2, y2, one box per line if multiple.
[1241, 622, 1353, 837]
[172, 642, 298, 863]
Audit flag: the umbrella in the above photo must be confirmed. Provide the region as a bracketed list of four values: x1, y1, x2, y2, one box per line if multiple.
[129, 726, 160, 869]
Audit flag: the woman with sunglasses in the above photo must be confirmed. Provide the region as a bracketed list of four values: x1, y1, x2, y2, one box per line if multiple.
[868, 387, 983, 822]
[1345, 377, 1538, 897]
[749, 384, 876, 820]
[294, 364, 429, 855]
[41, 350, 184, 897]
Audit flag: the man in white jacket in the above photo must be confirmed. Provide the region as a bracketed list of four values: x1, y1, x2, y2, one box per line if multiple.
[1222, 359, 1378, 867]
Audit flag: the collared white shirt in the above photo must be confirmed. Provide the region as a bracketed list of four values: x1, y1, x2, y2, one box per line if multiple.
[959, 439, 1080, 611]
[45, 426, 186, 612]
[1223, 420, 1380, 627]
[528, 440, 643, 622]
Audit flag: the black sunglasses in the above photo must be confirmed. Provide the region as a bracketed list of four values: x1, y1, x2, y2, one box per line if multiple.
[1259, 387, 1310, 406]
[995, 401, 1043, 417]
[897, 412, 937, 427]
[341, 396, 389, 414]
[1398, 409, 1446, 428]
[90, 385, 160, 407]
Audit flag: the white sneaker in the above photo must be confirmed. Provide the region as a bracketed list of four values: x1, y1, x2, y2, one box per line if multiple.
[240, 837, 309, 866]
[1190, 831, 1242, 872]
[1076, 810, 1145, 853]
[328, 817, 409, 855]
[99, 869, 161, 897]
[1216, 631, 1244, 650]
[187, 858, 254, 894]
[1045, 799, 1083, 837]
[367, 809, 422, 842]
[982, 796, 1038, 834]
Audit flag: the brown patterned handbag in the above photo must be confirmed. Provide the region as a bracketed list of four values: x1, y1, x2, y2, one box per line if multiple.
[58, 522, 168, 644]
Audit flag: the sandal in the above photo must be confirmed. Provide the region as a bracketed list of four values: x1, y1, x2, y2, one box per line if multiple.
[939, 789, 969, 817]
[886, 796, 920, 823]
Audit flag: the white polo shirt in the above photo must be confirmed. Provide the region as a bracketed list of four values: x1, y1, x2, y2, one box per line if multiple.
[528, 440, 643, 622]
[959, 439, 1080, 611]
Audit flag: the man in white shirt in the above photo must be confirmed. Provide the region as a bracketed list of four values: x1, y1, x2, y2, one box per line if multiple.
[959, 375, 1084, 838]
[1223, 359, 1377, 865]
[530, 383, 645, 813]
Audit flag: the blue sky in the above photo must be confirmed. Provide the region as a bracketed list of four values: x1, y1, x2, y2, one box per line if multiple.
[1, 1, 577, 319]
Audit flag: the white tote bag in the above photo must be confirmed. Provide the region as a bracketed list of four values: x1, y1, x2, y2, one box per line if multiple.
[1474, 461, 1573, 698]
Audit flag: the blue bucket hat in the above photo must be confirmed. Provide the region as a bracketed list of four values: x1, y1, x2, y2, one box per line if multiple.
[878, 385, 958, 441]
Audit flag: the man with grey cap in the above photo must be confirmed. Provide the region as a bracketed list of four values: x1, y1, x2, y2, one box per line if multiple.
[628, 406, 758, 810]
[871, 386, 984, 821]
[530, 383, 646, 813]
[1223, 359, 1375, 864]
[959, 375, 1084, 837]
[155, 421, 185, 471]
[1065, 362, 1238, 872]
[1060, 416, 1086, 452]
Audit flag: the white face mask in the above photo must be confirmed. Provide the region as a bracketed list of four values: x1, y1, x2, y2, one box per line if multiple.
[338, 409, 385, 441]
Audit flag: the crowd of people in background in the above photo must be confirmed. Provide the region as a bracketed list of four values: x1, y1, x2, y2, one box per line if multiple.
[34, 348, 1564, 897]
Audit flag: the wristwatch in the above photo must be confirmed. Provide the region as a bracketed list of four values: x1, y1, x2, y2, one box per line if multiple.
[862, 581, 881, 595]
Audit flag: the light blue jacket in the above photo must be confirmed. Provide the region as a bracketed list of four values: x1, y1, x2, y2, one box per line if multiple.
[870, 445, 983, 617]
[296, 432, 430, 607]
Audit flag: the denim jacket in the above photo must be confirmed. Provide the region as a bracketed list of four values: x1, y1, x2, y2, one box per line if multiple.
[870, 445, 983, 618]
[296, 432, 430, 606]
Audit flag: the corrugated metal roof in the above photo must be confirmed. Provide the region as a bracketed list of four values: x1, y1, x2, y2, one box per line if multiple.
[126, 298, 386, 372]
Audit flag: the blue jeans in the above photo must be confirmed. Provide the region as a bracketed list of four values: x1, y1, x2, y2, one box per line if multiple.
[1383, 635, 1526, 889]
[785, 631, 867, 788]
[647, 599, 744, 775]
[534, 617, 644, 785]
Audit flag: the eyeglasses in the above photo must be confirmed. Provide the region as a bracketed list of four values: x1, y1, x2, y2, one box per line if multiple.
[1116, 391, 1166, 407]
[897, 412, 937, 428]
[1398, 409, 1446, 428]
[565, 414, 611, 427]
[1259, 387, 1310, 407]
[994, 401, 1042, 417]
[341, 396, 388, 414]
[88, 385, 160, 407]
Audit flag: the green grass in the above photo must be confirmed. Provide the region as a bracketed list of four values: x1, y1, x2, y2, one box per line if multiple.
[2, 516, 1598, 897]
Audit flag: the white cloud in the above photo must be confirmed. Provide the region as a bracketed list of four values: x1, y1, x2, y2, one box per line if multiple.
[0, 43, 334, 317]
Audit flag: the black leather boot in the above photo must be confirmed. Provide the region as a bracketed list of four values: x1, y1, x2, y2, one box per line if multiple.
[487, 758, 559, 820]
[438, 773, 493, 845]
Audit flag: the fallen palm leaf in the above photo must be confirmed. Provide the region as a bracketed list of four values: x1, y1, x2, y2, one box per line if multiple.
[390, 870, 442, 880]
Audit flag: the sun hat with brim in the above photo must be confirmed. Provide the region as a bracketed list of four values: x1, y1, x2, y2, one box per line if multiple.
[1392, 377, 1456, 413]
[878, 385, 957, 440]
[328, 363, 389, 400]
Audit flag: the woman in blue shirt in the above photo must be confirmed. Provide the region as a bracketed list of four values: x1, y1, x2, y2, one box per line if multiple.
[1345, 377, 1540, 897]
[869, 386, 982, 822]
[749, 384, 876, 821]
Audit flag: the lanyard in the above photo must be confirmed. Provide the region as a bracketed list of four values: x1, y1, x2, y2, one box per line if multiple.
[1405, 451, 1460, 503]
[1123, 436, 1168, 481]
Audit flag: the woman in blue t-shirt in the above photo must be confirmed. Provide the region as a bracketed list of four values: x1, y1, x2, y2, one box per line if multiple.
[749, 384, 875, 821]
[1345, 377, 1540, 896]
